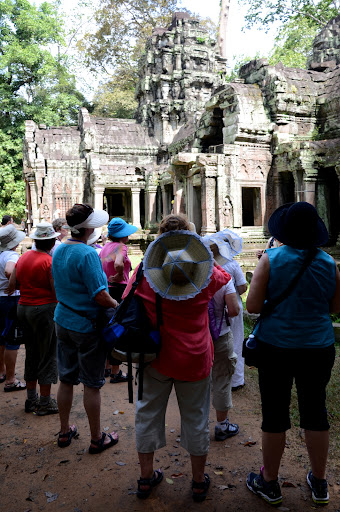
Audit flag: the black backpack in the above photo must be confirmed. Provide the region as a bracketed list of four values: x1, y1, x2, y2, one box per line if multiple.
[102, 261, 162, 403]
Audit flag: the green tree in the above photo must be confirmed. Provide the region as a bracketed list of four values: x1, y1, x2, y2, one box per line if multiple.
[242, 0, 339, 67]
[0, 0, 86, 220]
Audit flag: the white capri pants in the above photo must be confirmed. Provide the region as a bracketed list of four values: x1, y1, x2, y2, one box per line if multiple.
[136, 366, 211, 456]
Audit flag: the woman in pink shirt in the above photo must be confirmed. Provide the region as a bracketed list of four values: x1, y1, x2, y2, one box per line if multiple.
[123, 214, 230, 502]
[100, 218, 137, 383]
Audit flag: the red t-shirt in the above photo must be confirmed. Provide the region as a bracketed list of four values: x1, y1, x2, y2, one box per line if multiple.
[16, 251, 57, 305]
[123, 264, 230, 381]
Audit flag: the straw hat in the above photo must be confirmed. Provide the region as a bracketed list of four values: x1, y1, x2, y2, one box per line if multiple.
[30, 221, 60, 240]
[203, 229, 243, 265]
[268, 202, 328, 249]
[0, 225, 26, 252]
[143, 230, 214, 301]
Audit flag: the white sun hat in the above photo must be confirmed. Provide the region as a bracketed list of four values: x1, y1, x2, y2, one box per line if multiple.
[29, 221, 60, 240]
[202, 229, 243, 265]
[0, 225, 26, 252]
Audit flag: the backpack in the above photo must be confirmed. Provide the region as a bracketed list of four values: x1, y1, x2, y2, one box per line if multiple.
[102, 261, 162, 403]
[208, 298, 229, 342]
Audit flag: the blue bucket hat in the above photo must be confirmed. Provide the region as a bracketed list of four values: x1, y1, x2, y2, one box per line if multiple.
[108, 218, 138, 239]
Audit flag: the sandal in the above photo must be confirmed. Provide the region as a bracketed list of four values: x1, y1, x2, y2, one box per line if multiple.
[0, 374, 6, 383]
[89, 431, 119, 454]
[4, 380, 26, 392]
[192, 473, 210, 502]
[110, 369, 132, 383]
[137, 469, 163, 499]
[104, 368, 111, 377]
[58, 425, 78, 448]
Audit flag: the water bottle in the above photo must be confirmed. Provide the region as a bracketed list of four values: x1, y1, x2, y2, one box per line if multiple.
[243, 334, 259, 367]
[245, 334, 257, 349]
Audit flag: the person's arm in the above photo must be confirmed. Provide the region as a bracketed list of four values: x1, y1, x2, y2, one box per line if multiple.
[49, 278, 56, 297]
[109, 244, 124, 283]
[5, 266, 18, 296]
[94, 289, 118, 309]
[246, 253, 270, 314]
[237, 283, 247, 295]
[4, 260, 16, 279]
[329, 263, 340, 313]
[224, 292, 240, 318]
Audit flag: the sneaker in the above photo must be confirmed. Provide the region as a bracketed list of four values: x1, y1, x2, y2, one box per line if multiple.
[307, 471, 329, 505]
[25, 397, 39, 413]
[36, 397, 59, 416]
[215, 420, 239, 441]
[247, 470, 282, 506]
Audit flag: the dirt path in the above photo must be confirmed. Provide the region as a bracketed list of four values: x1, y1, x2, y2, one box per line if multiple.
[0, 347, 339, 512]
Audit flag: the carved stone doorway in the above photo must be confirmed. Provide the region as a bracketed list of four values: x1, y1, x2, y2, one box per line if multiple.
[192, 185, 202, 233]
[316, 168, 340, 245]
[104, 189, 131, 221]
[279, 171, 295, 204]
[242, 187, 262, 226]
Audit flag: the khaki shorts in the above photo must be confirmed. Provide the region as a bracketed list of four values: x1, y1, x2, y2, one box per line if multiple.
[211, 331, 237, 411]
[136, 366, 210, 456]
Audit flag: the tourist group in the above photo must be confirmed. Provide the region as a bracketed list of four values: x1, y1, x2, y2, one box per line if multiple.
[0, 201, 338, 506]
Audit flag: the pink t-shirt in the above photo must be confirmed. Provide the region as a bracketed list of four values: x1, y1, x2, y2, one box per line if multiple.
[123, 265, 231, 381]
[100, 242, 131, 285]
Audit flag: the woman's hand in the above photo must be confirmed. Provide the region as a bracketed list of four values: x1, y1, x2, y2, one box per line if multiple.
[108, 273, 124, 283]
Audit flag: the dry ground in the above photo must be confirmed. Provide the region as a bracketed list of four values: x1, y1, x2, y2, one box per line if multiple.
[0, 346, 339, 512]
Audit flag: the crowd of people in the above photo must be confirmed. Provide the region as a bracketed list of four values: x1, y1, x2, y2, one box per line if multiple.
[0, 202, 338, 506]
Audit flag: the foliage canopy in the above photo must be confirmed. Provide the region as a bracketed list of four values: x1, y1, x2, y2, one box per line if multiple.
[0, 0, 86, 220]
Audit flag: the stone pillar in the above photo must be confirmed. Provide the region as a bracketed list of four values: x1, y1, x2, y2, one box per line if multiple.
[93, 185, 105, 210]
[145, 186, 158, 228]
[201, 170, 216, 235]
[161, 185, 169, 216]
[131, 188, 141, 229]
[304, 175, 317, 206]
[29, 180, 40, 227]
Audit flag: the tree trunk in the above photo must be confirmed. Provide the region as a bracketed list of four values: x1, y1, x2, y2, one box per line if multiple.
[218, 0, 231, 59]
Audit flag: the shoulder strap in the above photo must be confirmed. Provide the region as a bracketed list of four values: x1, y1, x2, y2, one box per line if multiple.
[261, 247, 317, 318]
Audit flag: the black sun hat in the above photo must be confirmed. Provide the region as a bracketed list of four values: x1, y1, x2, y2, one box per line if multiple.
[268, 202, 328, 249]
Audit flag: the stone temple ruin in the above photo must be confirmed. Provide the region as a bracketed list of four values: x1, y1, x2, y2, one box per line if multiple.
[23, 12, 340, 263]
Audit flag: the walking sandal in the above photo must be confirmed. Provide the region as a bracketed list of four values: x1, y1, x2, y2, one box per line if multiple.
[192, 473, 210, 502]
[137, 469, 164, 499]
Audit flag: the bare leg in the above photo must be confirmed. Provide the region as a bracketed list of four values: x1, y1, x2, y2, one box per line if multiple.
[40, 384, 52, 397]
[0, 346, 6, 375]
[138, 452, 154, 480]
[26, 380, 37, 391]
[83, 385, 116, 447]
[262, 431, 286, 482]
[191, 454, 207, 483]
[216, 409, 229, 422]
[305, 430, 329, 480]
[57, 381, 73, 434]
[4, 348, 18, 384]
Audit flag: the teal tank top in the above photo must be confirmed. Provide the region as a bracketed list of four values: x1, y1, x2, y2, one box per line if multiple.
[254, 246, 335, 348]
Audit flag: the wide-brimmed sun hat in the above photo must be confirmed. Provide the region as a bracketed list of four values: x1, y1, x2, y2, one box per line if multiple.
[268, 202, 328, 249]
[0, 225, 26, 252]
[30, 221, 60, 240]
[108, 218, 138, 239]
[68, 208, 109, 233]
[143, 230, 214, 301]
[87, 227, 102, 246]
[203, 229, 243, 265]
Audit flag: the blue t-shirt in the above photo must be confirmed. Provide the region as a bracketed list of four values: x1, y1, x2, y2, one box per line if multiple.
[52, 243, 108, 333]
[254, 245, 335, 349]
